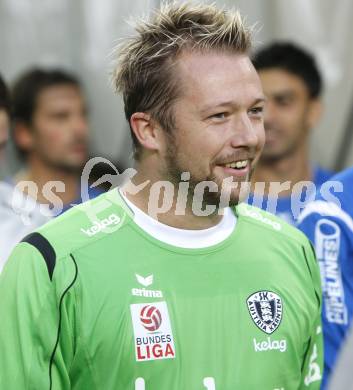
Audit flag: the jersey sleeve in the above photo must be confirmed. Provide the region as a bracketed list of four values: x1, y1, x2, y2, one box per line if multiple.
[0, 238, 77, 389]
[298, 203, 353, 389]
[299, 240, 323, 390]
[300, 311, 323, 389]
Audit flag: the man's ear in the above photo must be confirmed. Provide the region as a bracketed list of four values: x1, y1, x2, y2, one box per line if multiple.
[130, 112, 162, 152]
[13, 122, 34, 152]
[307, 99, 322, 129]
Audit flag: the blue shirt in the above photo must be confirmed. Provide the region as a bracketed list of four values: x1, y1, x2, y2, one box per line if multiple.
[247, 166, 333, 225]
[297, 167, 353, 389]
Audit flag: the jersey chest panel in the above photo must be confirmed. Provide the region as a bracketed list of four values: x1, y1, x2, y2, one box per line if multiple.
[68, 230, 312, 390]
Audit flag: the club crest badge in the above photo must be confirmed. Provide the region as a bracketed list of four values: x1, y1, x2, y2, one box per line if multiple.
[247, 291, 283, 334]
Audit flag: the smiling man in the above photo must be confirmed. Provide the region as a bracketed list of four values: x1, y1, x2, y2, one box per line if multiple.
[0, 3, 322, 389]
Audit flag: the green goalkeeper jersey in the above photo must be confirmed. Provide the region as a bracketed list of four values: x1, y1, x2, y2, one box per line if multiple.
[0, 189, 322, 390]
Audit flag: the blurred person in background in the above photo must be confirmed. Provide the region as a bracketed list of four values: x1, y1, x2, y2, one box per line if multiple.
[249, 42, 333, 225]
[0, 74, 10, 158]
[297, 167, 353, 389]
[0, 74, 11, 267]
[0, 75, 11, 266]
[0, 68, 102, 270]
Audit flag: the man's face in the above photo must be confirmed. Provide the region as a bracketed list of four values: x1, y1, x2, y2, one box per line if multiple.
[160, 51, 265, 206]
[258, 68, 318, 161]
[28, 84, 88, 171]
[0, 109, 9, 152]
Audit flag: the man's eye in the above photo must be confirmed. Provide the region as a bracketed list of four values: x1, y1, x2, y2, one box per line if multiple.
[276, 97, 292, 106]
[51, 112, 70, 121]
[209, 112, 227, 120]
[249, 107, 264, 116]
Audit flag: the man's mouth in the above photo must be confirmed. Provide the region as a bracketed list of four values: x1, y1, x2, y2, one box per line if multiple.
[217, 159, 251, 178]
[222, 159, 249, 169]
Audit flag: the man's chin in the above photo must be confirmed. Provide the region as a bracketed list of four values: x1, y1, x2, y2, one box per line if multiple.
[216, 183, 250, 209]
[50, 160, 84, 174]
[261, 144, 296, 163]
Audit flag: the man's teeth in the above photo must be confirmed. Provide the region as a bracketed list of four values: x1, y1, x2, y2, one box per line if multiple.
[224, 160, 248, 169]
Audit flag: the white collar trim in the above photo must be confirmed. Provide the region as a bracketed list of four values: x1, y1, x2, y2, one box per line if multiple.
[119, 189, 237, 249]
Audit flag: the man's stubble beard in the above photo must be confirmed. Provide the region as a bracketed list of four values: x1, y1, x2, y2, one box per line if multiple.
[35, 147, 85, 174]
[164, 139, 254, 210]
[261, 139, 299, 164]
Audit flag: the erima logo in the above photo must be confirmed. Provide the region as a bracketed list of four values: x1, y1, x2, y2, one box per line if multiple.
[132, 274, 163, 298]
[136, 274, 153, 287]
[81, 213, 121, 236]
[253, 337, 287, 352]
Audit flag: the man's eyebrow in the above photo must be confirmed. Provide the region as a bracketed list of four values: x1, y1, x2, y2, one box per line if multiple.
[270, 90, 296, 99]
[200, 96, 266, 114]
[251, 97, 267, 105]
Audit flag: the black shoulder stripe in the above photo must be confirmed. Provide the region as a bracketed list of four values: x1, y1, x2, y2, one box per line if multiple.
[302, 245, 313, 279]
[302, 245, 321, 306]
[49, 254, 78, 390]
[21, 232, 56, 280]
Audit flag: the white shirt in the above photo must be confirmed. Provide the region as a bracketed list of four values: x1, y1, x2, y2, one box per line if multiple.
[0, 181, 53, 272]
[119, 190, 237, 249]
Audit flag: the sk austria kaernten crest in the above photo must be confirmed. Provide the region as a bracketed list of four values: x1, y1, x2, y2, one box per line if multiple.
[247, 291, 283, 334]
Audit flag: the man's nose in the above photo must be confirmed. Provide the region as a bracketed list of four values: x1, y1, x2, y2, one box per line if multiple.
[73, 114, 89, 136]
[229, 114, 260, 149]
[263, 102, 276, 129]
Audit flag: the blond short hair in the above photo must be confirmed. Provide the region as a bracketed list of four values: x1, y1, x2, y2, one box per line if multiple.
[113, 2, 252, 159]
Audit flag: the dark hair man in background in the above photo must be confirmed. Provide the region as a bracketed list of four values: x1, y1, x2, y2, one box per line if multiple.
[0, 68, 101, 269]
[0, 74, 10, 156]
[0, 74, 12, 268]
[12, 68, 89, 201]
[249, 42, 333, 224]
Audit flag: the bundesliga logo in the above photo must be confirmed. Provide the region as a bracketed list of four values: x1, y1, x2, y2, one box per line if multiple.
[247, 291, 283, 334]
[130, 301, 176, 362]
[140, 305, 162, 332]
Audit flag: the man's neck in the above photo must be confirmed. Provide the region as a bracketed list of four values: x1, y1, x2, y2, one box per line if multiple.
[251, 145, 313, 197]
[122, 167, 223, 230]
[15, 160, 80, 205]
